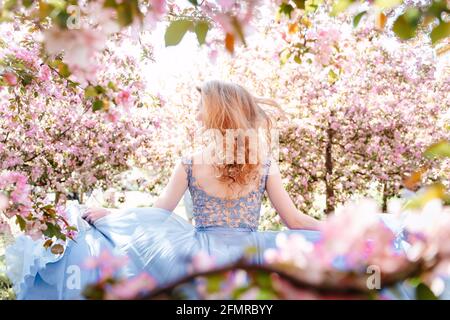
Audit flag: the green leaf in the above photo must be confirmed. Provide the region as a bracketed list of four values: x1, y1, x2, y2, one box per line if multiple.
[3, 0, 18, 11]
[94, 85, 106, 94]
[231, 286, 251, 299]
[42, 205, 56, 217]
[393, 17, 415, 39]
[46, 0, 66, 10]
[353, 11, 367, 28]
[305, 0, 323, 12]
[107, 81, 117, 91]
[15, 215, 26, 231]
[188, 0, 198, 5]
[92, 99, 104, 111]
[405, 183, 447, 209]
[21, 72, 33, 86]
[404, 8, 422, 24]
[53, 10, 71, 29]
[194, 21, 209, 45]
[375, 0, 402, 9]
[255, 271, 272, 289]
[117, 3, 134, 27]
[424, 140, 450, 158]
[85, 86, 98, 98]
[56, 61, 71, 78]
[331, 0, 352, 16]
[392, 9, 421, 40]
[256, 288, 277, 299]
[206, 274, 224, 293]
[408, 277, 422, 287]
[431, 21, 450, 44]
[38, 0, 53, 20]
[231, 17, 246, 45]
[66, 225, 78, 231]
[103, 0, 117, 9]
[42, 222, 58, 238]
[279, 3, 295, 18]
[328, 69, 339, 83]
[416, 283, 438, 300]
[23, 0, 34, 8]
[279, 49, 291, 65]
[293, 0, 306, 9]
[428, 0, 450, 19]
[43, 239, 53, 249]
[82, 284, 106, 300]
[164, 20, 193, 46]
[244, 245, 258, 256]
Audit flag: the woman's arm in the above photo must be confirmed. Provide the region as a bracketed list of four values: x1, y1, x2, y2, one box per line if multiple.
[266, 161, 323, 231]
[152, 160, 188, 211]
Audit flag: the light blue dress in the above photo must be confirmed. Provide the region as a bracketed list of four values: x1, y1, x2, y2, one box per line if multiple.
[5, 158, 416, 299]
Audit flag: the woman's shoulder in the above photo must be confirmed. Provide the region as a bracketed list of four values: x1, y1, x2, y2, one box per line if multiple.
[180, 154, 193, 165]
[181, 150, 209, 166]
[263, 156, 279, 176]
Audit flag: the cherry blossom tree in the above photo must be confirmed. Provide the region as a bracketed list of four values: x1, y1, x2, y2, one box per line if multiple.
[212, 9, 449, 219]
[0, 20, 168, 249]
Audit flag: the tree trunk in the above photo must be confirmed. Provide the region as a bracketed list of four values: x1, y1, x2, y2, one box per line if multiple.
[382, 181, 389, 213]
[54, 191, 60, 205]
[325, 124, 335, 215]
[79, 187, 84, 204]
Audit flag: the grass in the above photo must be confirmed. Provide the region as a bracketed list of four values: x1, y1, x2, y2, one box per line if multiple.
[0, 255, 15, 300]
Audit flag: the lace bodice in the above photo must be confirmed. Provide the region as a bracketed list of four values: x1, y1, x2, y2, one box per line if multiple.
[182, 157, 271, 231]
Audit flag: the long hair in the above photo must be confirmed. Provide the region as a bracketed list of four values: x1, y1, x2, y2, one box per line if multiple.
[198, 80, 281, 192]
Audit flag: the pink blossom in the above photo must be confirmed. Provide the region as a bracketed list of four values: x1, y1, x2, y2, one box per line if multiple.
[26, 221, 44, 240]
[0, 216, 11, 235]
[44, 27, 107, 81]
[264, 233, 313, 269]
[189, 251, 216, 273]
[211, 13, 233, 34]
[38, 64, 51, 82]
[84, 250, 129, 281]
[150, 0, 166, 15]
[208, 49, 219, 64]
[144, 0, 166, 28]
[105, 273, 156, 300]
[104, 109, 121, 123]
[0, 193, 9, 211]
[3, 72, 18, 86]
[13, 47, 37, 66]
[218, 0, 235, 10]
[115, 89, 134, 109]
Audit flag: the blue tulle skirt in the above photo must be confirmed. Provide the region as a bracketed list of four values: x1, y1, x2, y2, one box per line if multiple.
[5, 204, 417, 300]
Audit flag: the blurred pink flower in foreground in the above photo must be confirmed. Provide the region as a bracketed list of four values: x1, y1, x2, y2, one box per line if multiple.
[84, 249, 129, 281]
[317, 199, 406, 273]
[3, 72, 18, 86]
[44, 27, 106, 81]
[263, 196, 450, 296]
[104, 109, 121, 123]
[105, 273, 157, 300]
[189, 251, 216, 273]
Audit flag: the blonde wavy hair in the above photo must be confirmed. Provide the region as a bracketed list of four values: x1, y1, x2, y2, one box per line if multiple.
[197, 80, 282, 190]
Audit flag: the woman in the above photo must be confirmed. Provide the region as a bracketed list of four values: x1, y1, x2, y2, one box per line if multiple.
[12, 80, 406, 300]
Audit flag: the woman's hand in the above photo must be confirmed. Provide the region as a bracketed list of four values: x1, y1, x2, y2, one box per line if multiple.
[266, 161, 324, 231]
[82, 207, 111, 224]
